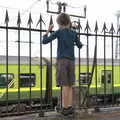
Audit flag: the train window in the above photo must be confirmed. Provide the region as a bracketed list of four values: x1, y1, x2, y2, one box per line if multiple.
[0, 73, 14, 88]
[20, 73, 36, 87]
[101, 70, 112, 84]
[79, 73, 91, 84]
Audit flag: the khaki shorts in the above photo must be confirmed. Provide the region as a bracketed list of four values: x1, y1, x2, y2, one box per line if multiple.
[56, 58, 75, 87]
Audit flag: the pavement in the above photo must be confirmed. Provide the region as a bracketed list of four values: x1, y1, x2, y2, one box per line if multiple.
[1, 87, 120, 120]
[1, 110, 120, 120]
[93, 112, 120, 120]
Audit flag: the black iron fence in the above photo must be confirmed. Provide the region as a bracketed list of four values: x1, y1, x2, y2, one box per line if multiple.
[0, 10, 120, 117]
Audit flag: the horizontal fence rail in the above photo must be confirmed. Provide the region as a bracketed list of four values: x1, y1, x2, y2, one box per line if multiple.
[0, 10, 120, 117]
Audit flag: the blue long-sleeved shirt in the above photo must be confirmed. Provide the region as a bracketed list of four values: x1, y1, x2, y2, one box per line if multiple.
[42, 28, 82, 61]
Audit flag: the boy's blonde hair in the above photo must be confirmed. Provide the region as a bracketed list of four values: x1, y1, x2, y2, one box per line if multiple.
[56, 13, 71, 29]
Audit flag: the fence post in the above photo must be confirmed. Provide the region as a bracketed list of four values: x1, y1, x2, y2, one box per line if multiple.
[17, 11, 21, 113]
[4, 10, 9, 114]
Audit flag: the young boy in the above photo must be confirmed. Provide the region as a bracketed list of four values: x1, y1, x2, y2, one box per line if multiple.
[42, 13, 83, 116]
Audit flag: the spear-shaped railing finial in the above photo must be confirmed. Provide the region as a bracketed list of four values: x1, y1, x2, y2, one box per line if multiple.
[102, 22, 108, 33]
[94, 21, 98, 33]
[27, 12, 33, 26]
[17, 11, 21, 26]
[117, 25, 120, 34]
[84, 20, 91, 32]
[78, 19, 82, 30]
[36, 14, 45, 27]
[109, 23, 115, 33]
[4, 10, 9, 25]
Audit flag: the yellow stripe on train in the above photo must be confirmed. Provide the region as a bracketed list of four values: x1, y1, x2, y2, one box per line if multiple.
[0, 87, 60, 92]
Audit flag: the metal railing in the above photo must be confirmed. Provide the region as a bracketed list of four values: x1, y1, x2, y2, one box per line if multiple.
[0, 10, 120, 117]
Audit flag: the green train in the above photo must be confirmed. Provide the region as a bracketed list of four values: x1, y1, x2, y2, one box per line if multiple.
[0, 55, 120, 109]
[0, 56, 58, 104]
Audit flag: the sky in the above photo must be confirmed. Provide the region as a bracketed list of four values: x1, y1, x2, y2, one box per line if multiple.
[0, 0, 120, 58]
[0, 0, 119, 23]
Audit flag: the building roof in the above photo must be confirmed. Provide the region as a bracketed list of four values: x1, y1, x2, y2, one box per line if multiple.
[0, 55, 120, 65]
[0, 55, 46, 65]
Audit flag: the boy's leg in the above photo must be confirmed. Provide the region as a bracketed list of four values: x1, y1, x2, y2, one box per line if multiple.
[62, 86, 69, 108]
[61, 85, 74, 116]
[68, 86, 73, 106]
[62, 86, 73, 108]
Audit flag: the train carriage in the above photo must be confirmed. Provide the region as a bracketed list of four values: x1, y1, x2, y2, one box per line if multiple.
[75, 58, 120, 104]
[0, 55, 120, 108]
[0, 56, 59, 106]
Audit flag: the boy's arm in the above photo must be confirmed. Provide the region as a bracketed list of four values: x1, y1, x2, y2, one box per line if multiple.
[74, 34, 83, 49]
[44, 25, 54, 36]
[42, 25, 56, 44]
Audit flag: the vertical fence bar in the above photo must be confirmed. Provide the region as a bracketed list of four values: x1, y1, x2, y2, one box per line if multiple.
[50, 36, 53, 109]
[5, 10, 9, 114]
[85, 21, 90, 106]
[103, 23, 107, 106]
[117, 28, 120, 105]
[28, 13, 32, 111]
[110, 24, 115, 105]
[49, 16, 53, 109]
[94, 21, 98, 101]
[39, 14, 44, 116]
[17, 12, 21, 113]
[118, 29, 120, 104]
[77, 19, 82, 108]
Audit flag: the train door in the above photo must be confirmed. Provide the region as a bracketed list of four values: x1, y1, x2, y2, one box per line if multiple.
[101, 70, 112, 94]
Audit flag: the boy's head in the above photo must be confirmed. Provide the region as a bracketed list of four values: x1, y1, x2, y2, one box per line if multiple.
[56, 13, 71, 28]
